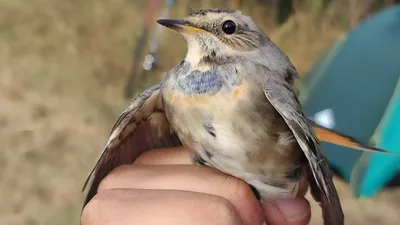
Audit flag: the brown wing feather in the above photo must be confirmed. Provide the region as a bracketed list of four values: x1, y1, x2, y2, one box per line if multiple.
[263, 68, 344, 225]
[82, 83, 182, 208]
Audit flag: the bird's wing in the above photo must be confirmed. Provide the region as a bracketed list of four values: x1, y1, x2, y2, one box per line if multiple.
[263, 68, 344, 225]
[82, 83, 182, 208]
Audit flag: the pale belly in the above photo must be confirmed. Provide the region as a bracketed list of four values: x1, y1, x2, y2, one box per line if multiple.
[162, 84, 303, 199]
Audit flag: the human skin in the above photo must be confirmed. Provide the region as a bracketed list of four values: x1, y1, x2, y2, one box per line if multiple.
[81, 147, 311, 225]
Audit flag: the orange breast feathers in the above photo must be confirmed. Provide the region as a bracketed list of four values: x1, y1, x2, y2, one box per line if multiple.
[164, 81, 249, 107]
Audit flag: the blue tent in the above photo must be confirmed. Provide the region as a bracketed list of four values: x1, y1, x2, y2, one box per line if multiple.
[299, 5, 400, 198]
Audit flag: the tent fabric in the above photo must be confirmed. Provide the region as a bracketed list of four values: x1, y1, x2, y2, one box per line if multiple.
[300, 5, 400, 197]
[356, 77, 400, 197]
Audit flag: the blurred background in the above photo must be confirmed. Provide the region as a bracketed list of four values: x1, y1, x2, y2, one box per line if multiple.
[1, 0, 400, 225]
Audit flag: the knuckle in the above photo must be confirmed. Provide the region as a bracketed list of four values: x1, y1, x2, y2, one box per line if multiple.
[81, 191, 110, 225]
[209, 196, 242, 225]
[226, 175, 254, 200]
[134, 150, 155, 164]
[109, 164, 135, 176]
[98, 164, 135, 191]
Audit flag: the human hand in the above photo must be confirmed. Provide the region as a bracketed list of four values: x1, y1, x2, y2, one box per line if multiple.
[81, 147, 311, 225]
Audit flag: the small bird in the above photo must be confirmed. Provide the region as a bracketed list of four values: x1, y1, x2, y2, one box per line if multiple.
[82, 9, 388, 225]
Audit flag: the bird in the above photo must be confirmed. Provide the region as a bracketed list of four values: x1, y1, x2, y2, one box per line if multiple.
[82, 9, 388, 225]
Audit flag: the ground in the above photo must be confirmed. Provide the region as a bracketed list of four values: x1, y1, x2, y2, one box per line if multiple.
[0, 1, 399, 225]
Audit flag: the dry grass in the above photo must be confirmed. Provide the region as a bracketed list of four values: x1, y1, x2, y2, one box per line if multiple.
[0, 1, 399, 225]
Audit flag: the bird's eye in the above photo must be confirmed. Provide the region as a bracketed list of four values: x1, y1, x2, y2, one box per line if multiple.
[222, 20, 236, 35]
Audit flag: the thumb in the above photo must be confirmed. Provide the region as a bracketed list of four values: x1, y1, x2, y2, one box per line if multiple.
[262, 198, 311, 225]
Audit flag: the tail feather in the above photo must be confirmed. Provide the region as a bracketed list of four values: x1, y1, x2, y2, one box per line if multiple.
[308, 119, 388, 154]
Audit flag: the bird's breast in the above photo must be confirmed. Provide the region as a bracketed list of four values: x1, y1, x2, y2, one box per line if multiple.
[162, 78, 302, 199]
[163, 80, 252, 165]
[164, 80, 248, 107]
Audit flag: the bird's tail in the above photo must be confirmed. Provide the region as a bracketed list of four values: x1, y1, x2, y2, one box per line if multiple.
[309, 119, 398, 198]
[309, 119, 388, 153]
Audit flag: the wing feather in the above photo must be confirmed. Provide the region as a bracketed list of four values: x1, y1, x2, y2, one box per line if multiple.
[82, 83, 182, 208]
[263, 68, 344, 225]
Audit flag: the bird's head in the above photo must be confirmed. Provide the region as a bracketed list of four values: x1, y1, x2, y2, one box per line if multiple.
[157, 9, 274, 67]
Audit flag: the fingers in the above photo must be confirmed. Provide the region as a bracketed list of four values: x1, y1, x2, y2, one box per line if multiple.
[99, 164, 265, 225]
[263, 198, 311, 225]
[97, 147, 311, 225]
[81, 189, 243, 225]
[134, 146, 192, 165]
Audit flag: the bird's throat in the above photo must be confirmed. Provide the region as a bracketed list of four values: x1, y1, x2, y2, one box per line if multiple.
[176, 69, 223, 95]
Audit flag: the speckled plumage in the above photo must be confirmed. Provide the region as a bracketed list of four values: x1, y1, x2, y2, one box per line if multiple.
[82, 9, 346, 225]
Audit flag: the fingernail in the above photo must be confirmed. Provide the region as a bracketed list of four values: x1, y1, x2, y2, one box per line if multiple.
[274, 199, 308, 221]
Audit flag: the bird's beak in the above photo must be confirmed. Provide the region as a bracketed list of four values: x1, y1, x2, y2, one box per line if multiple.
[156, 19, 205, 34]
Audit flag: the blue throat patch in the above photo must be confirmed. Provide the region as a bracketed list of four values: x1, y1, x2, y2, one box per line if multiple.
[176, 67, 238, 95]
